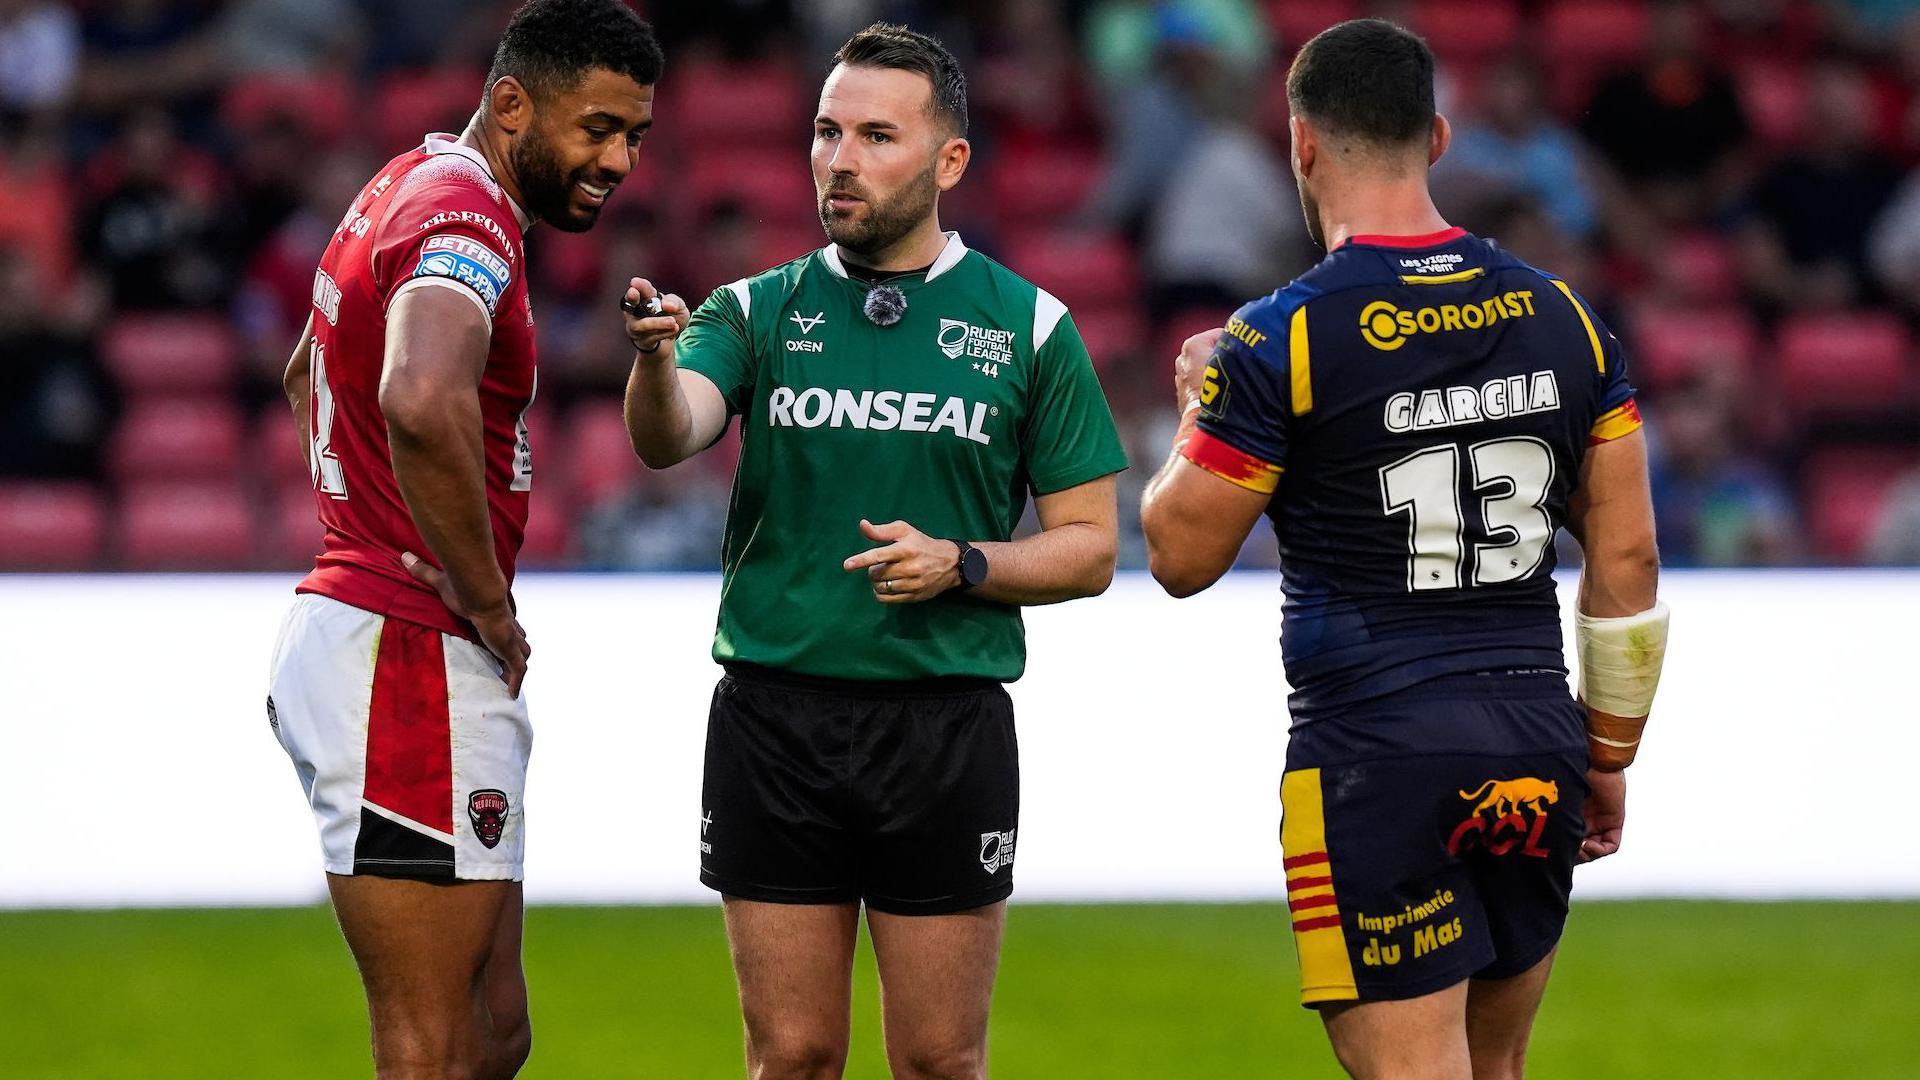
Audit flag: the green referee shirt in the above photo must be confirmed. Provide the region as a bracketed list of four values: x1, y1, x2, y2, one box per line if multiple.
[675, 232, 1128, 682]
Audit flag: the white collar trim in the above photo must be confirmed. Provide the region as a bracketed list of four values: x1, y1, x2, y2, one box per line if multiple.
[823, 231, 968, 282]
[423, 132, 533, 232]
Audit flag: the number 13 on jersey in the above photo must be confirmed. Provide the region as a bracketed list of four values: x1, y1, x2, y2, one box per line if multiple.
[1380, 435, 1555, 592]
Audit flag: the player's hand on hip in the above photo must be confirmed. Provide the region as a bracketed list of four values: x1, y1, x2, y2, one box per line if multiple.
[1175, 328, 1225, 413]
[842, 518, 962, 604]
[402, 552, 532, 698]
[1577, 767, 1626, 864]
[622, 277, 688, 358]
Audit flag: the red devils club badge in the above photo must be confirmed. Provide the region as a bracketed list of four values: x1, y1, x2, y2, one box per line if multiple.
[468, 789, 509, 849]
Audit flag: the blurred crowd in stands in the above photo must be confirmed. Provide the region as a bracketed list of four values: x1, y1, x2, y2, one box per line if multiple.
[2, 0, 1918, 571]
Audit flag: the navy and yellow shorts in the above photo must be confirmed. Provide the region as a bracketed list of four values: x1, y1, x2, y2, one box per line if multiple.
[1280, 682, 1589, 1006]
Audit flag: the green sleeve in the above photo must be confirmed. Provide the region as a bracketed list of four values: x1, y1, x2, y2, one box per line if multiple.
[675, 283, 756, 416]
[1020, 313, 1130, 495]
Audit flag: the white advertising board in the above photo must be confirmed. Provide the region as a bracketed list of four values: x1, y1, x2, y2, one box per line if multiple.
[2, 571, 1914, 907]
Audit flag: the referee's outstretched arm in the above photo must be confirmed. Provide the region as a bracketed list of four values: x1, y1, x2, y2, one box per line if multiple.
[619, 275, 724, 469]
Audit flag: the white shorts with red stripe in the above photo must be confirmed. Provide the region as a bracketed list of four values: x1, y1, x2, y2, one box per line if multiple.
[267, 593, 531, 880]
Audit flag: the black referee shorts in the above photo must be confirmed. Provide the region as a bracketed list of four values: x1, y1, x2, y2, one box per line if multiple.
[698, 663, 1020, 916]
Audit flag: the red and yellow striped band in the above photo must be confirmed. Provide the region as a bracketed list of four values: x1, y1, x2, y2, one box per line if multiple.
[1181, 429, 1283, 495]
[1281, 768, 1357, 1004]
[1589, 399, 1643, 445]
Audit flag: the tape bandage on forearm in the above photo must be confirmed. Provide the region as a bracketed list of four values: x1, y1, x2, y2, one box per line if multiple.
[1576, 599, 1671, 720]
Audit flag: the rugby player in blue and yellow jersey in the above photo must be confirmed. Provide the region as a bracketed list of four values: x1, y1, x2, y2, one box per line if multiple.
[1140, 20, 1670, 1080]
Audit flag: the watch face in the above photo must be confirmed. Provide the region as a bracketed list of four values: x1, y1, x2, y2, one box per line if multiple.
[960, 545, 989, 586]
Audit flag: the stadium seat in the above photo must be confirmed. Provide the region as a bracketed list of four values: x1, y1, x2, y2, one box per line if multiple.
[686, 148, 817, 225]
[108, 398, 246, 485]
[118, 481, 254, 570]
[1800, 448, 1917, 561]
[1628, 305, 1758, 388]
[0, 483, 108, 569]
[1541, 0, 1650, 68]
[998, 232, 1138, 313]
[1071, 306, 1148, 371]
[672, 60, 810, 148]
[1411, 0, 1522, 63]
[102, 314, 240, 395]
[1662, 232, 1740, 305]
[264, 483, 320, 571]
[1778, 313, 1914, 416]
[253, 408, 309, 488]
[221, 73, 354, 145]
[757, 222, 825, 269]
[563, 400, 642, 507]
[988, 148, 1104, 231]
[517, 498, 574, 568]
[1158, 307, 1240, 367]
[371, 67, 488, 154]
[1264, 0, 1360, 52]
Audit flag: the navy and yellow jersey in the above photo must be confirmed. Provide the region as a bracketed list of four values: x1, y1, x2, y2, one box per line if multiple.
[1183, 227, 1640, 721]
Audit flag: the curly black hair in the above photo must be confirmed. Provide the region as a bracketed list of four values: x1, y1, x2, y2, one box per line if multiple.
[484, 0, 665, 108]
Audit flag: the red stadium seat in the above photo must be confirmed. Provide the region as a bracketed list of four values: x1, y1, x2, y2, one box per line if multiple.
[989, 148, 1103, 231]
[757, 222, 825, 269]
[1412, 0, 1522, 63]
[1661, 232, 1740, 305]
[253, 409, 309, 488]
[1542, 0, 1650, 68]
[1628, 305, 1758, 388]
[517, 499, 574, 568]
[563, 400, 642, 507]
[102, 314, 240, 395]
[372, 67, 488, 154]
[686, 148, 817, 225]
[673, 60, 811, 148]
[1778, 313, 1914, 416]
[1265, 0, 1360, 51]
[998, 232, 1138, 313]
[1157, 307, 1240, 368]
[108, 398, 246, 484]
[264, 482, 320, 571]
[1800, 448, 1916, 561]
[118, 481, 254, 570]
[222, 73, 354, 145]
[1070, 306, 1148, 371]
[0, 483, 108, 569]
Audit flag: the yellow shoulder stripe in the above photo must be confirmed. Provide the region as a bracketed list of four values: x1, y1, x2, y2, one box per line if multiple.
[1548, 278, 1605, 373]
[1289, 305, 1312, 416]
[1398, 267, 1486, 286]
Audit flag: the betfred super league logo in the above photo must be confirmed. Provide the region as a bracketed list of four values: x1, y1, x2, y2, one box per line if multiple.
[1446, 778, 1559, 858]
[468, 789, 509, 849]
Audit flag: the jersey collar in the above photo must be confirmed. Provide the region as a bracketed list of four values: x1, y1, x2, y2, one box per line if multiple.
[1337, 226, 1466, 250]
[423, 132, 533, 232]
[822, 231, 969, 283]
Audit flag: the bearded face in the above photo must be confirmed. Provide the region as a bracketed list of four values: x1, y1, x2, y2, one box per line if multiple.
[818, 157, 941, 256]
[511, 120, 609, 233]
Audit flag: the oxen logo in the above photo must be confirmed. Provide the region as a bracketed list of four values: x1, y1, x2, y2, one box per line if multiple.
[468, 789, 509, 849]
[1447, 777, 1558, 858]
[979, 829, 1016, 874]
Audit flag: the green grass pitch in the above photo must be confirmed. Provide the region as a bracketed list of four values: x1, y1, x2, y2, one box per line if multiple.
[2, 901, 1913, 1077]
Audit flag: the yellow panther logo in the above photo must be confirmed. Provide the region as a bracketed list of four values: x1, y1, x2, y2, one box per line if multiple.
[1458, 778, 1559, 819]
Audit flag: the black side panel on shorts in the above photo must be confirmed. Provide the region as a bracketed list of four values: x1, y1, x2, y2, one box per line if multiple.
[353, 809, 455, 879]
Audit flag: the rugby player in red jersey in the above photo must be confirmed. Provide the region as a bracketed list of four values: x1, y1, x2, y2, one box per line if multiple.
[265, 2, 661, 1075]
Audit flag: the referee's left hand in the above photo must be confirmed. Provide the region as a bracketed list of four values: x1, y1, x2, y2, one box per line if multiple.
[843, 519, 961, 604]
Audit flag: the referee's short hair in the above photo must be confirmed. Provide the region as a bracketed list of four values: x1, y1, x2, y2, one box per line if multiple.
[834, 23, 969, 138]
[1287, 19, 1435, 149]
[486, 0, 665, 107]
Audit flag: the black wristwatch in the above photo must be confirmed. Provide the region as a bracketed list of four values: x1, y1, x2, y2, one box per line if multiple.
[949, 539, 989, 590]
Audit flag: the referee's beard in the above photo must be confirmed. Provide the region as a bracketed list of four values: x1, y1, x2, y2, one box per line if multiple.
[818, 160, 939, 259]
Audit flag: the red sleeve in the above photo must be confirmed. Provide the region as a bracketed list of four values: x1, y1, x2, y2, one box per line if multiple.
[371, 158, 520, 319]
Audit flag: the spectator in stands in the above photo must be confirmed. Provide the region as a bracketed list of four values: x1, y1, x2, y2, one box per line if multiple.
[1868, 162, 1920, 303]
[0, 115, 76, 285]
[1579, 0, 1750, 225]
[1866, 465, 1920, 563]
[215, 0, 364, 76]
[974, 0, 1101, 158]
[1142, 68, 1307, 316]
[1646, 372, 1800, 566]
[72, 0, 219, 147]
[1082, 7, 1213, 236]
[1442, 54, 1599, 240]
[77, 106, 228, 310]
[0, 0, 78, 114]
[1740, 58, 1905, 310]
[1084, 0, 1268, 84]
[574, 464, 731, 570]
[0, 244, 116, 481]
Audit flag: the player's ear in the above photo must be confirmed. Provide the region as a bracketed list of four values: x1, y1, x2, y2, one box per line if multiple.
[934, 135, 970, 192]
[489, 75, 535, 137]
[1429, 113, 1451, 167]
[1290, 115, 1317, 178]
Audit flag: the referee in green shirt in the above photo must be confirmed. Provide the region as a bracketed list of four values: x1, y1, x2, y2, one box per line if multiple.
[620, 23, 1127, 1080]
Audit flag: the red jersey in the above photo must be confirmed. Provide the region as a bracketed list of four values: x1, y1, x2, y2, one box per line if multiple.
[296, 134, 538, 639]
